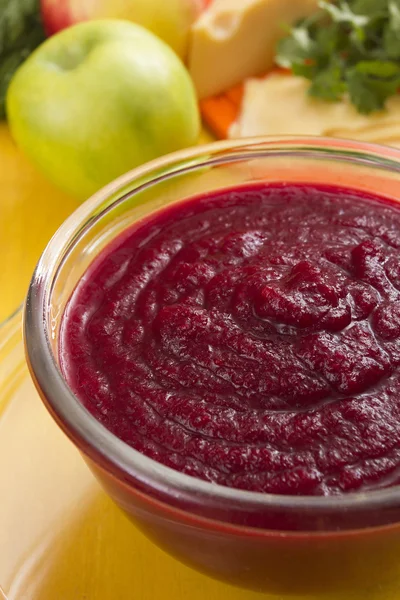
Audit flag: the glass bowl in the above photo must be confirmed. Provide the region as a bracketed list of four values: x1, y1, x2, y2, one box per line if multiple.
[0, 308, 273, 599]
[24, 136, 400, 596]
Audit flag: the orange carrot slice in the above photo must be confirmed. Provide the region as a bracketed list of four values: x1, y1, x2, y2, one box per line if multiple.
[200, 94, 240, 139]
[201, 67, 291, 139]
[225, 83, 244, 106]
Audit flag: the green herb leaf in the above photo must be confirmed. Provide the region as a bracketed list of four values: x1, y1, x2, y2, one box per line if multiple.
[352, 0, 388, 17]
[277, 0, 400, 114]
[319, 1, 369, 27]
[308, 60, 347, 101]
[384, 1, 400, 57]
[276, 25, 316, 68]
[347, 60, 400, 112]
[0, 0, 45, 119]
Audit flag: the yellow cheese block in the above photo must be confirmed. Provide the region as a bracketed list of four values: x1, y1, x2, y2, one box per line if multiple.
[188, 0, 318, 99]
[229, 72, 400, 147]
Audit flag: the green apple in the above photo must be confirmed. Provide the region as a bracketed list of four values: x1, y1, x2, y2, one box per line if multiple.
[6, 20, 200, 199]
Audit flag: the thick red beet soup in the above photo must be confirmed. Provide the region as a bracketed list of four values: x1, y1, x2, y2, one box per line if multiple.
[60, 183, 400, 497]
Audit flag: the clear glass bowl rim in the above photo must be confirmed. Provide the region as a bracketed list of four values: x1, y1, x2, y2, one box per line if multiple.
[24, 135, 400, 520]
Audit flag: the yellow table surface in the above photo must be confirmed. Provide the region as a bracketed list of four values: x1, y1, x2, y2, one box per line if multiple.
[0, 123, 82, 323]
[0, 123, 273, 600]
[0, 124, 215, 323]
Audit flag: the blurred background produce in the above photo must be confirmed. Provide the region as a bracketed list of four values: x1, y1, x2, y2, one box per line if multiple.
[201, 0, 400, 143]
[3, 0, 400, 319]
[188, 0, 318, 98]
[41, 0, 207, 59]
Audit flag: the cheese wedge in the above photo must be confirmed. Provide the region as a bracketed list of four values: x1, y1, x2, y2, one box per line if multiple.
[230, 73, 400, 147]
[188, 0, 318, 99]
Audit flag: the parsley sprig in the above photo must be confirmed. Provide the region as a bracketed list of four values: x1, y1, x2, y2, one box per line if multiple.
[276, 0, 400, 114]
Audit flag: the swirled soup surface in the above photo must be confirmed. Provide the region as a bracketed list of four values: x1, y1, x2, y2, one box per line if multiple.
[60, 184, 400, 496]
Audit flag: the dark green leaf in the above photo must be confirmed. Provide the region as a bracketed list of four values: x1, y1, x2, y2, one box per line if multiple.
[346, 61, 400, 113]
[308, 61, 347, 101]
[355, 59, 400, 76]
[319, 1, 369, 27]
[384, 0, 400, 57]
[389, 0, 400, 29]
[352, 0, 388, 17]
[276, 25, 316, 67]
[0, 0, 45, 119]
[314, 22, 344, 59]
[383, 27, 400, 58]
[276, 0, 400, 114]
[346, 70, 384, 113]
[292, 62, 318, 81]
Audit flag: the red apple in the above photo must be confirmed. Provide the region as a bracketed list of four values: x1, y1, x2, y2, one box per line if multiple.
[41, 0, 208, 59]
